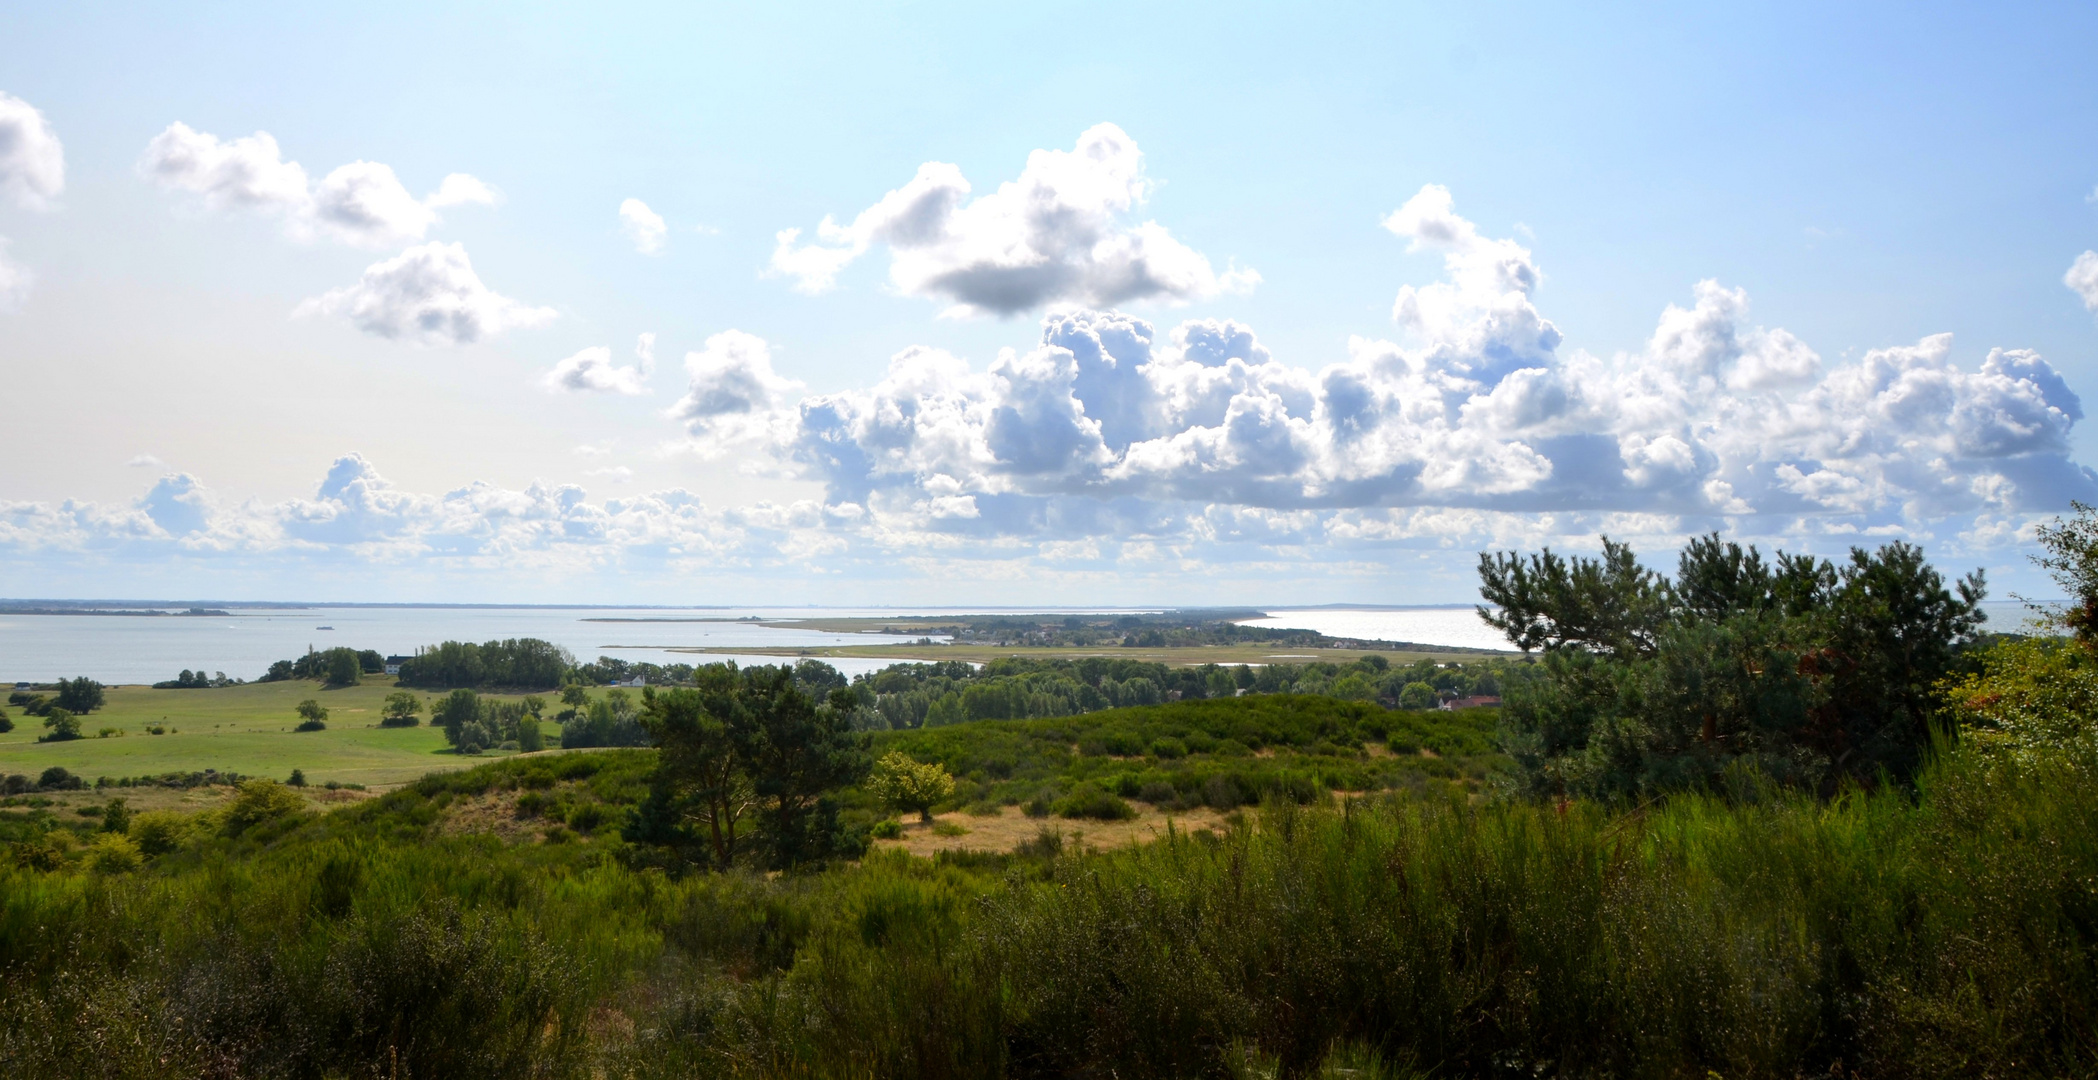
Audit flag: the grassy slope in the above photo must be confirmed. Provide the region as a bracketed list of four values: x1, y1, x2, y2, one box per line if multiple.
[855, 695, 1511, 819]
[0, 678, 561, 788]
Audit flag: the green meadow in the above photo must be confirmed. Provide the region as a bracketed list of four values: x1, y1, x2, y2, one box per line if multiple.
[0, 679, 559, 788]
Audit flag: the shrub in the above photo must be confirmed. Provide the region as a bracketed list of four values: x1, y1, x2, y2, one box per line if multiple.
[1137, 780, 1178, 804]
[84, 832, 142, 873]
[1149, 736, 1188, 759]
[1056, 784, 1137, 821]
[516, 717, 544, 752]
[222, 780, 308, 835]
[99, 798, 131, 833]
[37, 766, 81, 790]
[295, 719, 327, 732]
[566, 803, 607, 833]
[870, 818, 904, 839]
[1398, 681, 1439, 709]
[129, 810, 190, 855]
[1202, 774, 1246, 809]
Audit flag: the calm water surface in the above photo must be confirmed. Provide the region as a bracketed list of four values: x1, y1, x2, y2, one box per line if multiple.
[0, 601, 2048, 684]
[1244, 601, 2044, 655]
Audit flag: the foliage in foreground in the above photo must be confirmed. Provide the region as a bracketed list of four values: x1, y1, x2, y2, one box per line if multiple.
[0, 718, 2093, 1078]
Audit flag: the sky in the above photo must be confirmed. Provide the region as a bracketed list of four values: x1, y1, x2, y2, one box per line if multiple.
[2, 0, 2097, 605]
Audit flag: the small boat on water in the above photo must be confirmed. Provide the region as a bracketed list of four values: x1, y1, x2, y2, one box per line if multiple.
[316, 626, 335, 630]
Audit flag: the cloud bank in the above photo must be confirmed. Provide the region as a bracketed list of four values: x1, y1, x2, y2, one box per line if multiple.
[770, 123, 1256, 317]
[712, 187, 2094, 544]
[6, 184, 2090, 599]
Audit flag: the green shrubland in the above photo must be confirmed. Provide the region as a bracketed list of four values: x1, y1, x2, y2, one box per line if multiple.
[2, 728, 2094, 1078]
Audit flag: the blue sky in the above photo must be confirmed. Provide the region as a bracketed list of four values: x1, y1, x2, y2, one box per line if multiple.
[2, 1, 2096, 604]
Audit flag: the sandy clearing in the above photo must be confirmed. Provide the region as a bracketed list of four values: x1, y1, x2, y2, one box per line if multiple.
[872, 802, 1234, 857]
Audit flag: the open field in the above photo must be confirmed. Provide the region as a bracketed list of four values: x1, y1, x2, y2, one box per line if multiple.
[670, 642, 1494, 666]
[0, 678, 561, 788]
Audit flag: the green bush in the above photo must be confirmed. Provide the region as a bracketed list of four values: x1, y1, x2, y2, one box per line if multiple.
[222, 780, 308, 835]
[85, 832, 142, 874]
[1055, 784, 1136, 821]
[128, 811, 189, 856]
[565, 804, 607, 833]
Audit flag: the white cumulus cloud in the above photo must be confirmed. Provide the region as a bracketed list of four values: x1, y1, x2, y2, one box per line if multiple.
[0, 91, 64, 210]
[669, 330, 806, 450]
[619, 198, 667, 254]
[140, 122, 495, 247]
[425, 173, 500, 208]
[297, 241, 555, 344]
[769, 123, 1254, 316]
[702, 187, 2097, 549]
[543, 333, 656, 394]
[8, 185, 2094, 597]
[2068, 250, 2098, 312]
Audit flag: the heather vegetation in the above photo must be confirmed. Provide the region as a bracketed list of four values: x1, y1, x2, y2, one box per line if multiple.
[5, 519, 2098, 1078]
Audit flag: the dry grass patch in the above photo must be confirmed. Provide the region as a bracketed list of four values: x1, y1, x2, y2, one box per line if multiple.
[873, 802, 1232, 857]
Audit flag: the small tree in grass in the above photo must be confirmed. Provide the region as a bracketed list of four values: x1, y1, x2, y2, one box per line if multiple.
[39, 708, 81, 742]
[380, 691, 423, 727]
[867, 751, 955, 823]
[1398, 681, 1439, 710]
[294, 699, 328, 732]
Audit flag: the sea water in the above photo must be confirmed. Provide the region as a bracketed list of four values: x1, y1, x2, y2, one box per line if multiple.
[0, 601, 2049, 685]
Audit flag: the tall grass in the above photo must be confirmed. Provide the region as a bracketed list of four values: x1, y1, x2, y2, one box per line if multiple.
[5, 740, 2096, 1078]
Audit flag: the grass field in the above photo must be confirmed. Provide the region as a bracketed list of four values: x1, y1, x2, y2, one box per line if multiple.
[671, 642, 1493, 666]
[0, 678, 557, 789]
